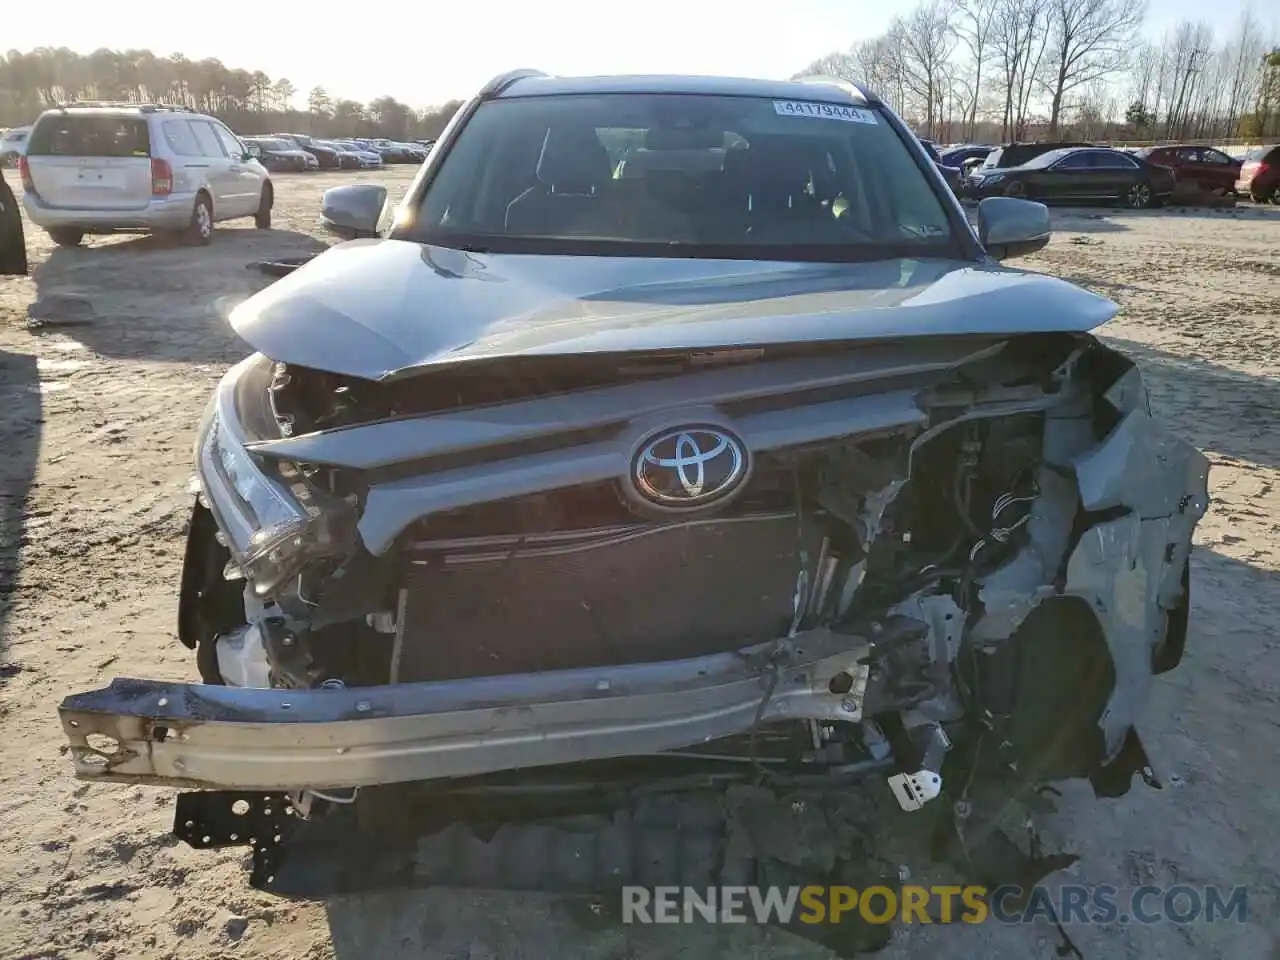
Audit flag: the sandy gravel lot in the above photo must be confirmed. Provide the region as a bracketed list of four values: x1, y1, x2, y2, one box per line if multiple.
[1, 167, 1277, 960]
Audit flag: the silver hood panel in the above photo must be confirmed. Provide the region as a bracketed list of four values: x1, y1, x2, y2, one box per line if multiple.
[228, 240, 1118, 381]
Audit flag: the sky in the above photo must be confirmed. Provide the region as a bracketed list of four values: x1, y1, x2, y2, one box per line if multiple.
[7, 0, 1276, 110]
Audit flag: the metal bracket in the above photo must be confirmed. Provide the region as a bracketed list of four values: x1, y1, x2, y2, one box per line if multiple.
[173, 791, 294, 891]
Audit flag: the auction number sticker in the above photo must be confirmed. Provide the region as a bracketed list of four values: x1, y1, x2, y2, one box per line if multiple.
[773, 100, 878, 124]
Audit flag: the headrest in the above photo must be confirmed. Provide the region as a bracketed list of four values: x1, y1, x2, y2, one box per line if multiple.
[739, 140, 811, 208]
[536, 128, 612, 195]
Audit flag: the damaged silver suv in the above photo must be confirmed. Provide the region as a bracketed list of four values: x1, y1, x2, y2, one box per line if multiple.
[60, 72, 1208, 898]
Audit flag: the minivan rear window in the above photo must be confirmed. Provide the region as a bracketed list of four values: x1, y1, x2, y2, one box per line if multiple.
[27, 115, 150, 158]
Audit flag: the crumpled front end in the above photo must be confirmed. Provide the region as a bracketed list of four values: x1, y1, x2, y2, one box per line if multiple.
[59, 331, 1208, 881]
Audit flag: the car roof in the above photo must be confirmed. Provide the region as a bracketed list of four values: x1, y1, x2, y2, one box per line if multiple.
[37, 104, 197, 120]
[495, 73, 875, 106]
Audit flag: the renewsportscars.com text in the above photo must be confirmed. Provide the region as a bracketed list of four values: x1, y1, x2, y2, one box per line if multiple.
[621, 884, 1248, 926]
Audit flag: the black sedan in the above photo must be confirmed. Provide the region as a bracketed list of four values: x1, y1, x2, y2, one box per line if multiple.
[273, 134, 342, 169]
[244, 137, 316, 172]
[962, 147, 1176, 208]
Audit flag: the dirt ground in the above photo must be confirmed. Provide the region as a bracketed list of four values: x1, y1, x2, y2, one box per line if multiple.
[0, 166, 1277, 960]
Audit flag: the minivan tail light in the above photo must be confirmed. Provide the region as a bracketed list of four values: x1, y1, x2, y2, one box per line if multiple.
[151, 158, 173, 196]
[1257, 161, 1272, 180]
[17, 156, 34, 193]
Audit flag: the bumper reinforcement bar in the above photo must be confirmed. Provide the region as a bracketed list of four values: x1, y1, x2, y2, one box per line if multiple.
[59, 628, 871, 791]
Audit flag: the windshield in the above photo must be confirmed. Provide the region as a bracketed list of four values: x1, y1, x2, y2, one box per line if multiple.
[406, 93, 959, 261]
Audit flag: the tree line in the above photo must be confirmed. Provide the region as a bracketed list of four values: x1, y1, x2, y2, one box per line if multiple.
[796, 0, 1280, 144]
[0, 47, 462, 140]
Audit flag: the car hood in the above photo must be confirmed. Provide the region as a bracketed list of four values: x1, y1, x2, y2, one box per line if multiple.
[229, 239, 1118, 382]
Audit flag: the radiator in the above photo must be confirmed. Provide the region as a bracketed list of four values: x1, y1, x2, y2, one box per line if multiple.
[396, 512, 823, 682]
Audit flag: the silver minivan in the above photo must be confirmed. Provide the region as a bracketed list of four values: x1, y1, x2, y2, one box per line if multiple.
[20, 103, 274, 247]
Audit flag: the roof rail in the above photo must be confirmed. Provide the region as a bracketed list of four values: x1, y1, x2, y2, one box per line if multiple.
[793, 75, 877, 106]
[52, 100, 186, 113]
[480, 69, 548, 99]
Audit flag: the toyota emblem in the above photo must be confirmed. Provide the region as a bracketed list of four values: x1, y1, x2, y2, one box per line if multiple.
[630, 426, 749, 510]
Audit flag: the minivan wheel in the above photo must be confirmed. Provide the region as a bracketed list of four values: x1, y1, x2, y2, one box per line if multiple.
[184, 193, 214, 246]
[1126, 182, 1153, 209]
[47, 227, 85, 247]
[255, 184, 273, 229]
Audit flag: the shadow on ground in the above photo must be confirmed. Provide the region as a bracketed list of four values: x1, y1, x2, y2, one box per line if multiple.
[25, 227, 326, 365]
[306, 544, 1279, 960]
[0, 348, 39, 665]
[1099, 336, 1280, 469]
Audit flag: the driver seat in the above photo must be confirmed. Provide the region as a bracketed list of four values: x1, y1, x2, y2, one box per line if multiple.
[505, 128, 614, 236]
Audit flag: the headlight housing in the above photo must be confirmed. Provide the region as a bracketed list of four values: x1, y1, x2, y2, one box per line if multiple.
[196, 361, 356, 598]
[981, 173, 1006, 186]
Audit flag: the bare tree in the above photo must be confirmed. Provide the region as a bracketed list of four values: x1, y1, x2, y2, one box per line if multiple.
[793, 51, 861, 84]
[1128, 42, 1160, 118]
[1041, 0, 1145, 134]
[898, 1, 958, 136]
[1160, 20, 1214, 137]
[1222, 9, 1268, 135]
[992, 0, 1051, 139]
[854, 34, 908, 114]
[951, 0, 1000, 138]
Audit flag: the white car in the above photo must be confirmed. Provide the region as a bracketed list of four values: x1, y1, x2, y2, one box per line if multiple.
[1, 125, 31, 166]
[19, 103, 274, 247]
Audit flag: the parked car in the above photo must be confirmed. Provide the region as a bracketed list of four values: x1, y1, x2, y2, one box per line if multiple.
[977, 140, 1094, 173]
[20, 102, 273, 246]
[1134, 144, 1240, 195]
[938, 144, 994, 172]
[1, 125, 32, 166]
[244, 136, 318, 172]
[963, 146, 1176, 208]
[274, 133, 342, 169]
[918, 138, 963, 193]
[314, 139, 371, 169]
[368, 138, 425, 163]
[395, 140, 429, 163]
[330, 140, 385, 168]
[1235, 144, 1279, 203]
[58, 71, 1208, 902]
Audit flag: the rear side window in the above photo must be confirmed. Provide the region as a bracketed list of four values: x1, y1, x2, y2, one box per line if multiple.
[1093, 152, 1138, 169]
[162, 120, 203, 157]
[27, 115, 150, 158]
[188, 121, 226, 158]
[211, 123, 245, 158]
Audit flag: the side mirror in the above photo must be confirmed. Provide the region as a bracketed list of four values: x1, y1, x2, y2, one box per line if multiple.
[976, 196, 1051, 261]
[321, 183, 389, 240]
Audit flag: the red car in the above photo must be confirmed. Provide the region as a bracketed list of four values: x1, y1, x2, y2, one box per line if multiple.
[1135, 145, 1241, 195]
[1235, 145, 1279, 204]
